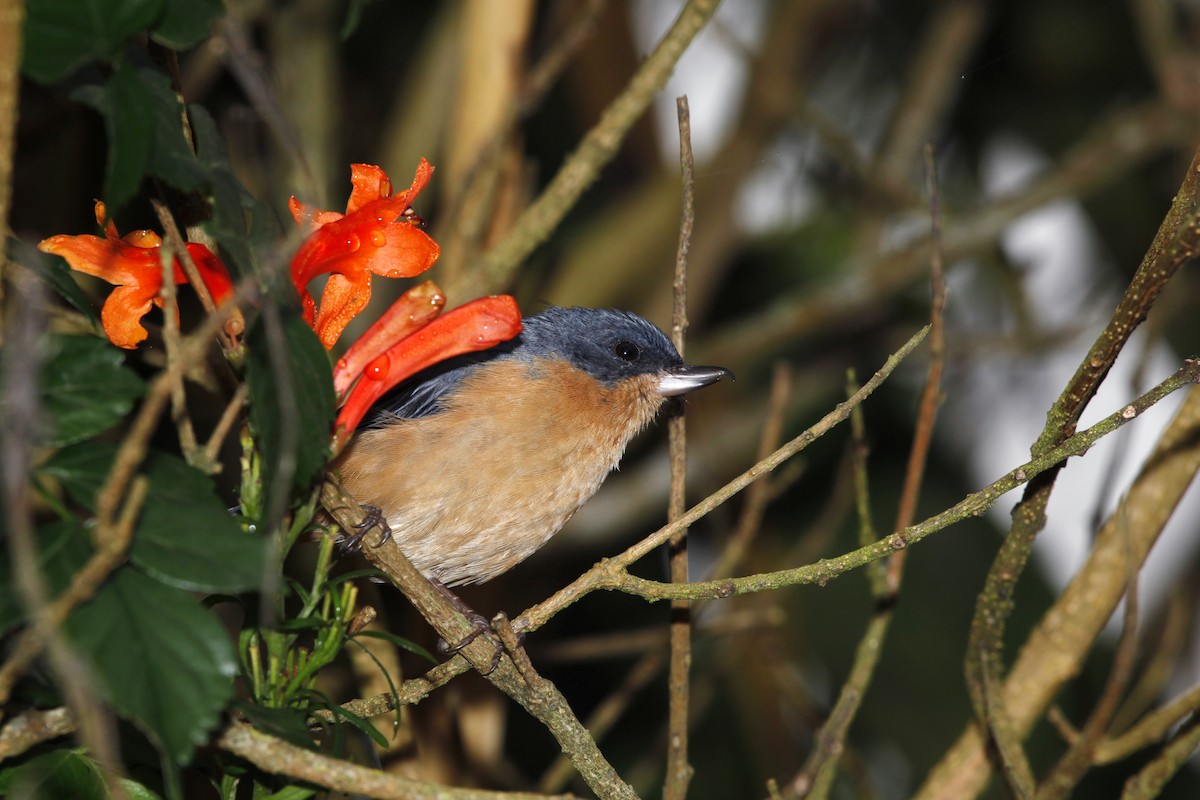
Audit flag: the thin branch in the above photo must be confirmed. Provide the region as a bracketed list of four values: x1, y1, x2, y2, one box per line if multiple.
[664, 93, 695, 800]
[155, 221, 200, 462]
[602, 361, 1199, 605]
[1035, 520, 1140, 800]
[707, 101, 1189, 367]
[470, 0, 721, 295]
[915, 383, 1200, 800]
[218, 720, 577, 800]
[1097, 683, 1200, 764]
[1118, 716, 1200, 800]
[963, 143, 1200, 795]
[516, 325, 930, 632]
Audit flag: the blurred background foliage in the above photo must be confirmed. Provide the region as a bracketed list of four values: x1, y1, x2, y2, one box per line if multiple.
[8, 0, 1200, 798]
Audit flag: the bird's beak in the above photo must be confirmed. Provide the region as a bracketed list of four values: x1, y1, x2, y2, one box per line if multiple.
[656, 365, 734, 397]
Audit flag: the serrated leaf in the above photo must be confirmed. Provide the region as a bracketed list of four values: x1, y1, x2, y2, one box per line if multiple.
[66, 568, 236, 764]
[75, 63, 205, 212]
[134, 453, 265, 592]
[151, 0, 222, 49]
[41, 444, 265, 593]
[245, 307, 335, 517]
[22, 0, 165, 83]
[0, 520, 92, 635]
[40, 335, 144, 447]
[13, 237, 101, 327]
[0, 749, 162, 800]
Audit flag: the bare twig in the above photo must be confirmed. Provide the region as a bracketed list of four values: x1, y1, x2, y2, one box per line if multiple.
[916, 384, 1200, 800]
[219, 719, 576, 800]
[963, 143, 1200, 798]
[664, 93, 695, 800]
[469, 0, 722, 296]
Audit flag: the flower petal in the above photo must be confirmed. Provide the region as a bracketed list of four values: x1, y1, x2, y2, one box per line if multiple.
[344, 164, 393, 214]
[332, 280, 447, 397]
[39, 233, 157, 285]
[331, 295, 523, 451]
[100, 282, 161, 349]
[311, 270, 374, 350]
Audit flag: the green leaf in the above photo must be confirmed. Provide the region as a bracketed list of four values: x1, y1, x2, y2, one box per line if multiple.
[0, 749, 162, 800]
[325, 704, 388, 749]
[40, 335, 144, 447]
[354, 629, 437, 664]
[22, 0, 165, 83]
[151, 0, 222, 49]
[41, 444, 265, 593]
[74, 63, 205, 212]
[66, 568, 237, 764]
[0, 520, 92, 635]
[189, 105, 280, 277]
[13, 237, 101, 327]
[245, 306, 335, 517]
[134, 452, 265, 592]
[39, 440, 118, 510]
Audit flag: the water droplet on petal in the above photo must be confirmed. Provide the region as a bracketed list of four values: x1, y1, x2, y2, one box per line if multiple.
[345, 234, 361, 252]
[365, 353, 390, 381]
[368, 229, 387, 247]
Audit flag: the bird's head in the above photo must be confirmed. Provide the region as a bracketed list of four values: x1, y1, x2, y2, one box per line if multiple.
[510, 307, 732, 397]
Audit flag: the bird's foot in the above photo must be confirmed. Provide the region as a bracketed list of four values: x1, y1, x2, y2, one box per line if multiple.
[341, 504, 393, 549]
[431, 579, 523, 675]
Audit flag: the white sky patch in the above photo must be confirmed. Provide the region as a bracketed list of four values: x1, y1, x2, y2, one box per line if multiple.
[630, 0, 767, 163]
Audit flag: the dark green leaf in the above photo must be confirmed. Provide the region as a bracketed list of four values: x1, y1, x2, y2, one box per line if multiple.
[232, 702, 314, 750]
[0, 520, 92, 635]
[134, 452, 265, 592]
[151, 0, 222, 49]
[39, 440, 118, 510]
[40, 335, 144, 447]
[42, 444, 265, 593]
[22, 0, 164, 83]
[189, 105, 280, 277]
[245, 306, 335, 518]
[13, 237, 101, 327]
[354, 629, 437, 664]
[66, 568, 236, 764]
[326, 704, 388, 748]
[0, 749, 162, 800]
[75, 63, 205, 212]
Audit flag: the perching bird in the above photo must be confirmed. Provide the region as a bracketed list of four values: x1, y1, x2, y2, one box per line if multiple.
[335, 306, 730, 586]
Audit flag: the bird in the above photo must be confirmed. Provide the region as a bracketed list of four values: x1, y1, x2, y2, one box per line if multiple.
[334, 306, 731, 587]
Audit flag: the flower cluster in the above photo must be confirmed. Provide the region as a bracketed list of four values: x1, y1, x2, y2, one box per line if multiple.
[39, 160, 523, 446]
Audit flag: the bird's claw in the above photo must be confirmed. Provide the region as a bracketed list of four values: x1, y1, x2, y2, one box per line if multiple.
[431, 579, 524, 675]
[342, 504, 393, 549]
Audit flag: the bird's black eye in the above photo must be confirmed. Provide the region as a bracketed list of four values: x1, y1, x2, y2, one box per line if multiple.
[614, 341, 640, 361]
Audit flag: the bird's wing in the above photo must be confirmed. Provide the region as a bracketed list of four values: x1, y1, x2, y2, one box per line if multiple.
[361, 351, 496, 425]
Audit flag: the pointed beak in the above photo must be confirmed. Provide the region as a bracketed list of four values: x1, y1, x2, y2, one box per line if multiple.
[656, 365, 734, 397]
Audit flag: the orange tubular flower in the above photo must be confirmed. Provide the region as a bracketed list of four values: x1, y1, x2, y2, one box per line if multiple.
[39, 201, 235, 349]
[331, 294, 523, 453]
[289, 160, 441, 349]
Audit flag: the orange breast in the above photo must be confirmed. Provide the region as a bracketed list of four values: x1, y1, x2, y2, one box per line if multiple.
[335, 357, 666, 585]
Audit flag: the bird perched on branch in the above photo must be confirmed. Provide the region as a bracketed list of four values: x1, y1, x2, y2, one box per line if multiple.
[335, 306, 730, 587]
